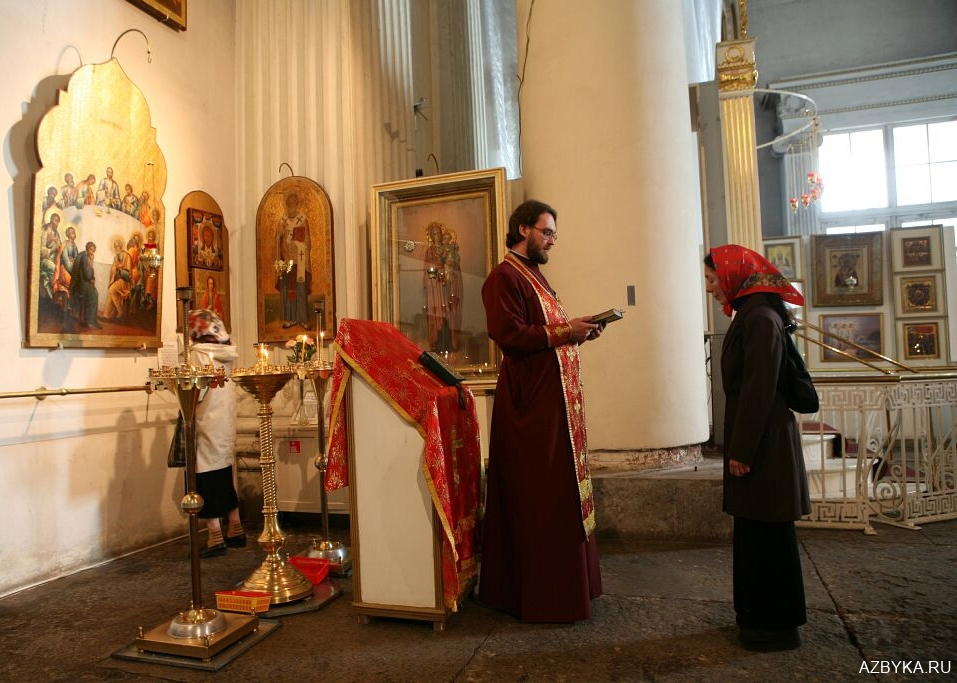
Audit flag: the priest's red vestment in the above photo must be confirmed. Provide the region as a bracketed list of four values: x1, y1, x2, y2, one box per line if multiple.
[478, 252, 602, 622]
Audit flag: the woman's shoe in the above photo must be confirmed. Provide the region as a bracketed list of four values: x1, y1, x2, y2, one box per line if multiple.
[225, 532, 247, 548]
[200, 542, 227, 558]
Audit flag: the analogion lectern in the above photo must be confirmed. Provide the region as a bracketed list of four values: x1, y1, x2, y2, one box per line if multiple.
[326, 319, 481, 630]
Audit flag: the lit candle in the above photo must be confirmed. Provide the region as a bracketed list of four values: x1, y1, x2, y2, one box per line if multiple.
[255, 342, 270, 368]
[319, 331, 325, 365]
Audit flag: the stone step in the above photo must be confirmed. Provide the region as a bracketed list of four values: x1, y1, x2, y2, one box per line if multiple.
[593, 459, 730, 541]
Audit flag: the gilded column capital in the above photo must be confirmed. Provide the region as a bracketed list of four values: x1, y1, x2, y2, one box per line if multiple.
[717, 38, 757, 93]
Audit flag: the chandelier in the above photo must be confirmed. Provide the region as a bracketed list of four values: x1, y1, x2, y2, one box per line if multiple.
[755, 88, 824, 213]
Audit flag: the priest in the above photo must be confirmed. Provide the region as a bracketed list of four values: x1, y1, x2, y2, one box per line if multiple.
[479, 199, 604, 623]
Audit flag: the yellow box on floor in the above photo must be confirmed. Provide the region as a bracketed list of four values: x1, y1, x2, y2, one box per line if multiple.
[215, 590, 272, 614]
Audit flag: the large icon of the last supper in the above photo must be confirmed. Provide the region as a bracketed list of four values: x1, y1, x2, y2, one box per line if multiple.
[27, 59, 166, 349]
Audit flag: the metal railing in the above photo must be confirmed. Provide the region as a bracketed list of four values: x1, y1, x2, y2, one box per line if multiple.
[0, 384, 153, 401]
[793, 321, 957, 533]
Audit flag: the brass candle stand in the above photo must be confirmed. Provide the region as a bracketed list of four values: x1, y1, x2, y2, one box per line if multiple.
[299, 360, 353, 575]
[134, 287, 259, 660]
[230, 343, 314, 604]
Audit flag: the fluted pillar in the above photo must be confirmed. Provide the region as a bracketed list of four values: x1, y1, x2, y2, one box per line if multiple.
[716, 38, 762, 251]
[516, 0, 709, 459]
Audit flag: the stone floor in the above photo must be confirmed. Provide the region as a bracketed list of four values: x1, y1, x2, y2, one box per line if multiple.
[1, 513, 955, 682]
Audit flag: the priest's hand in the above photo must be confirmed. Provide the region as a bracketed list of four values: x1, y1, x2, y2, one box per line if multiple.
[570, 317, 600, 344]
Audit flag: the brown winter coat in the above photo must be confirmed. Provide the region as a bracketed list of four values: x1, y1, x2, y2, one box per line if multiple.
[721, 293, 811, 521]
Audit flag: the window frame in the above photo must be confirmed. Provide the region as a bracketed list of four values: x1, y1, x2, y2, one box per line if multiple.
[818, 116, 957, 234]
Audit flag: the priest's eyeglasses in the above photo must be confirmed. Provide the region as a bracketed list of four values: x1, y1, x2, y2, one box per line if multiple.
[528, 226, 558, 242]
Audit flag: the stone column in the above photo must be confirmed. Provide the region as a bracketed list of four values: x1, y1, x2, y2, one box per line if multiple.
[516, 0, 709, 465]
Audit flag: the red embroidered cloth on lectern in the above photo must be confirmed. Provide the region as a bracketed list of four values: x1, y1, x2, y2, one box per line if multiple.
[325, 318, 480, 611]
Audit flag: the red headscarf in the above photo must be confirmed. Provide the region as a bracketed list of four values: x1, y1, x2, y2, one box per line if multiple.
[709, 244, 804, 317]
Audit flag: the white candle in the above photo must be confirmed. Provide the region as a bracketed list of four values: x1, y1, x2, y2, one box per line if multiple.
[319, 331, 325, 365]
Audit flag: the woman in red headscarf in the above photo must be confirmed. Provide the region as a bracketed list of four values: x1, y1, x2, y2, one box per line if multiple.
[704, 244, 811, 652]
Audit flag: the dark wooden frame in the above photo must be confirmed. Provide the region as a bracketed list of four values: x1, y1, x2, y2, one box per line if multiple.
[127, 0, 187, 31]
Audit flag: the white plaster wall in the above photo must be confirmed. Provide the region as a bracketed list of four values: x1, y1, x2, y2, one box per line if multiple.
[0, 0, 237, 596]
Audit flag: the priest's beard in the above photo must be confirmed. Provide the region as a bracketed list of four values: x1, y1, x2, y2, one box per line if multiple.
[528, 244, 549, 264]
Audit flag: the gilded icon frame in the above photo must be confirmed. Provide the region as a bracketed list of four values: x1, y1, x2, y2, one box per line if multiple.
[763, 236, 802, 281]
[370, 168, 507, 379]
[819, 312, 884, 363]
[254, 176, 336, 344]
[174, 192, 232, 334]
[811, 233, 884, 307]
[27, 59, 167, 349]
[899, 320, 947, 363]
[890, 226, 943, 272]
[893, 272, 944, 318]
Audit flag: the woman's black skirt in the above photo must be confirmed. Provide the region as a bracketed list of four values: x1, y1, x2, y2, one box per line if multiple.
[196, 465, 239, 519]
[733, 516, 807, 629]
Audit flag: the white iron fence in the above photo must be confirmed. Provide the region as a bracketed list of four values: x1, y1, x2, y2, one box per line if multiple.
[797, 374, 957, 534]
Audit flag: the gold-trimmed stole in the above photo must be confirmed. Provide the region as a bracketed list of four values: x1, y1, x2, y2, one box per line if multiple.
[503, 254, 596, 537]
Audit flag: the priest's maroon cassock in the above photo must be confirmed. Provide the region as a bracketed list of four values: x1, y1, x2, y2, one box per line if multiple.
[479, 251, 602, 622]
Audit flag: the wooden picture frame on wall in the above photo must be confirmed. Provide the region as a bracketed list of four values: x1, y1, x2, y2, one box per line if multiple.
[763, 236, 802, 281]
[819, 312, 884, 363]
[889, 225, 944, 271]
[174, 192, 231, 334]
[127, 0, 187, 31]
[893, 272, 944, 318]
[899, 320, 947, 364]
[897, 318, 949, 366]
[811, 233, 884, 307]
[371, 168, 507, 379]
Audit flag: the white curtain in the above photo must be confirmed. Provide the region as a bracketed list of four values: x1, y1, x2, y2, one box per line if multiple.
[235, 0, 416, 322]
[470, 0, 521, 178]
[683, 0, 722, 84]
[433, 0, 520, 179]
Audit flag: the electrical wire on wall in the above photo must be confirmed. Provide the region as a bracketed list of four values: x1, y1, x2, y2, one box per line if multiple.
[515, 0, 536, 178]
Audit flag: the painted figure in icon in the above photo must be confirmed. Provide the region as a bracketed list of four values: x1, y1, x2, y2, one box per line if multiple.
[70, 242, 101, 328]
[275, 192, 312, 329]
[38, 212, 64, 301]
[76, 173, 97, 207]
[423, 221, 463, 353]
[199, 274, 225, 321]
[97, 166, 121, 209]
[121, 183, 139, 217]
[53, 226, 79, 314]
[103, 237, 133, 321]
[59, 173, 77, 209]
[833, 253, 859, 289]
[193, 219, 221, 269]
